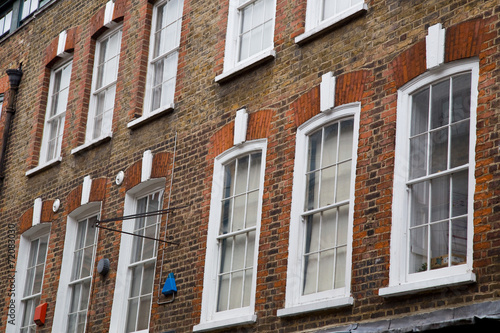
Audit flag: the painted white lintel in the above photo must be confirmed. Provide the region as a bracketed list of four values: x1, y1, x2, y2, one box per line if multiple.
[320, 72, 335, 112]
[234, 108, 248, 146]
[142, 150, 153, 182]
[33, 198, 42, 227]
[81, 175, 92, 205]
[57, 30, 67, 57]
[426, 23, 445, 69]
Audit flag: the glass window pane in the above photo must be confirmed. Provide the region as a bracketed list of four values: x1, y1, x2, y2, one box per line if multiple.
[229, 271, 243, 309]
[232, 234, 246, 270]
[334, 246, 346, 288]
[451, 217, 467, 261]
[141, 262, 155, 295]
[452, 73, 471, 122]
[70, 283, 81, 313]
[409, 134, 427, 179]
[409, 225, 428, 273]
[337, 205, 349, 246]
[243, 268, 252, 307]
[246, 231, 255, 267]
[338, 119, 354, 161]
[304, 213, 320, 254]
[219, 237, 233, 274]
[126, 298, 138, 332]
[410, 181, 429, 227]
[430, 221, 449, 270]
[217, 274, 229, 311]
[80, 247, 93, 278]
[431, 176, 450, 222]
[235, 156, 249, 194]
[305, 171, 319, 211]
[72, 249, 83, 281]
[245, 191, 258, 228]
[137, 295, 151, 330]
[450, 120, 469, 168]
[248, 153, 262, 190]
[37, 236, 48, 264]
[319, 165, 335, 207]
[308, 130, 322, 172]
[411, 88, 429, 136]
[336, 160, 351, 202]
[429, 128, 448, 174]
[220, 198, 232, 234]
[229, 193, 243, 228]
[431, 80, 450, 129]
[318, 249, 334, 292]
[223, 161, 235, 198]
[80, 280, 91, 311]
[322, 123, 338, 167]
[130, 265, 142, 297]
[452, 171, 468, 217]
[320, 208, 336, 250]
[252, 0, 264, 26]
[303, 253, 318, 295]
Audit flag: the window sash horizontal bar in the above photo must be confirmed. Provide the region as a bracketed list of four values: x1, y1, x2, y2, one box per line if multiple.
[406, 164, 468, 186]
[217, 226, 256, 240]
[301, 200, 350, 217]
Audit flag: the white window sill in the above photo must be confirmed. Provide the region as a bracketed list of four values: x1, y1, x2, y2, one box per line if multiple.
[215, 49, 276, 83]
[295, 3, 368, 45]
[277, 296, 354, 317]
[71, 133, 112, 155]
[379, 272, 476, 297]
[127, 104, 174, 129]
[25, 157, 62, 177]
[193, 314, 257, 332]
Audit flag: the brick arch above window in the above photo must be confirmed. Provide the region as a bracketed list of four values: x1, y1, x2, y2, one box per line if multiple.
[124, 151, 172, 191]
[66, 177, 108, 214]
[19, 200, 56, 235]
[390, 18, 488, 89]
[43, 27, 77, 67]
[90, 0, 127, 38]
[207, 109, 274, 160]
[292, 69, 369, 128]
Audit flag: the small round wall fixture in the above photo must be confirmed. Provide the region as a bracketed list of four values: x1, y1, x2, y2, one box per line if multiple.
[52, 199, 61, 213]
[115, 171, 124, 185]
[97, 258, 110, 276]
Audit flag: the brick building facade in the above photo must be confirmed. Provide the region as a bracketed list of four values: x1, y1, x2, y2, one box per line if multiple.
[0, 0, 499, 332]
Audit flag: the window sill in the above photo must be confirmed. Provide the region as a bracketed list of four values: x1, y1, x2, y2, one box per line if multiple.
[295, 3, 368, 45]
[379, 272, 476, 297]
[277, 296, 354, 317]
[193, 314, 257, 332]
[25, 157, 62, 177]
[71, 133, 112, 155]
[215, 49, 276, 84]
[127, 104, 174, 129]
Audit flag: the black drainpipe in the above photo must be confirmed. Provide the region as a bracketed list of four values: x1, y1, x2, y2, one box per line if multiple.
[0, 64, 23, 184]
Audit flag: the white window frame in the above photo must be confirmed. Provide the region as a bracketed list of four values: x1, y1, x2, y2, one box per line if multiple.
[380, 59, 478, 297]
[109, 178, 165, 333]
[83, 25, 122, 148]
[278, 103, 359, 317]
[0, 8, 12, 36]
[6, 223, 51, 333]
[129, 0, 184, 128]
[52, 202, 101, 333]
[39, 59, 72, 166]
[194, 139, 267, 332]
[295, 0, 367, 44]
[215, 0, 276, 83]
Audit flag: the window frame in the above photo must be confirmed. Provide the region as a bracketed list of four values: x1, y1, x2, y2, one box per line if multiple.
[131, 0, 184, 128]
[6, 223, 51, 333]
[381, 59, 478, 297]
[85, 25, 123, 145]
[295, 0, 367, 44]
[215, 0, 276, 83]
[39, 58, 72, 166]
[52, 202, 101, 333]
[194, 139, 267, 332]
[109, 178, 166, 333]
[278, 103, 359, 317]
